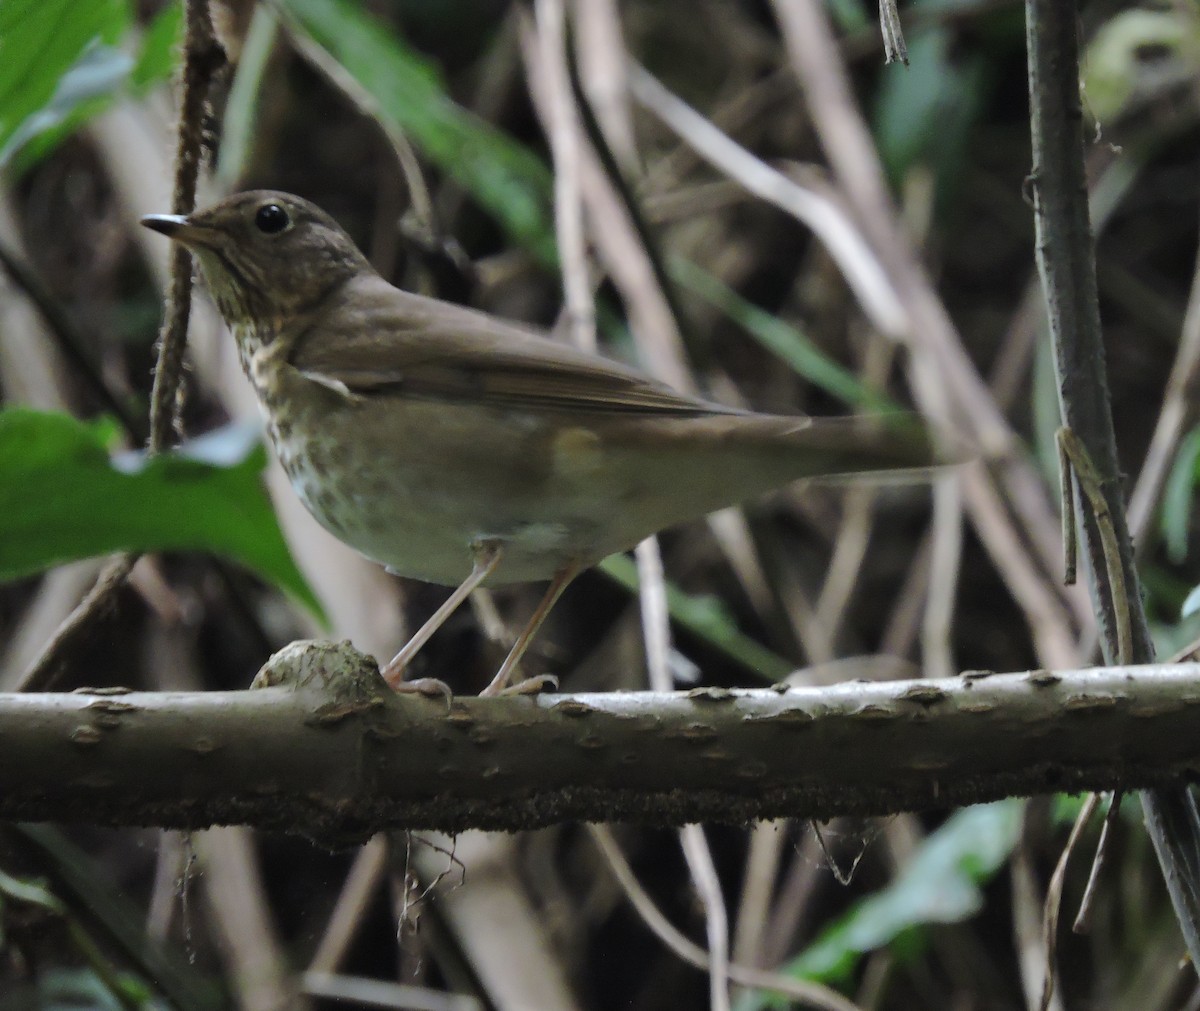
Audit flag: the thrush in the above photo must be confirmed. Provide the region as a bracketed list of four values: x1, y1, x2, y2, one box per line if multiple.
[143, 191, 944, 696]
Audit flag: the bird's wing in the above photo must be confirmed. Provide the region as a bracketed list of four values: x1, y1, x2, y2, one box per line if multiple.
[289, 274, 743, 416]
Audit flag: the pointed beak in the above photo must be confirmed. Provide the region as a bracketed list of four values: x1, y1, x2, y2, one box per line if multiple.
[140, 214, 220, 248]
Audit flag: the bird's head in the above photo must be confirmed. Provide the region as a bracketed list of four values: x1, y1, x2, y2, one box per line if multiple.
[142, 191, 371, 327]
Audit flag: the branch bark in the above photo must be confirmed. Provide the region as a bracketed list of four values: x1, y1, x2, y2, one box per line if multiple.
[5, 641, 1200, 844]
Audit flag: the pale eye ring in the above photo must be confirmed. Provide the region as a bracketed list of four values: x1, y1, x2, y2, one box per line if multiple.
[255, 203, 290, 234]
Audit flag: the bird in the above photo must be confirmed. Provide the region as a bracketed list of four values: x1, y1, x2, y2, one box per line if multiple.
[142, 190, 944, 697]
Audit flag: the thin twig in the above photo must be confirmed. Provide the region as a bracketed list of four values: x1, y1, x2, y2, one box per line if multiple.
[732, 821, 786, 974]
[0, 242, 145, 439]
[923, 476, 962, 681]
[571, 0, 638, 170]
[628, 64, 906, 337]
[17, 556, 135, 692]
[1039, 793, 1101, 1011]
[534, 0, 595, 351]
[635, 538, 729, 1010]
[149, 0, 225, 453]
[1073, 791, 1123, 934]
[682, 824, 731, 1011]
[274, 2, 436, 242]
[1127, 243, 1200, 548]
[1057, 431, 1077, 587]
[587, 825, 862, 1011]
[562, 37, 697, 388]
[308, 836, 388, 974]
[1011, 803, 1060, 1011]
[1056, 429, 1132, 664]
[878, 0, 908, 65]
[772, 0, 1090, 668]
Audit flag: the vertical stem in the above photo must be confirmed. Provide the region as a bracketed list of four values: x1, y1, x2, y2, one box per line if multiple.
[148, 0, 225, 453]
[1025, 0, 1200, 965]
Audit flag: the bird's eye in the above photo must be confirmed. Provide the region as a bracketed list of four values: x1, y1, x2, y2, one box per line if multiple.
[254, 203, 290, 234]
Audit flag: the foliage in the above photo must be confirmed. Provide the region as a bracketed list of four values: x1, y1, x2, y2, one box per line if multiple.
[0, 0, 178, 171]
[0, 409, 323, 619]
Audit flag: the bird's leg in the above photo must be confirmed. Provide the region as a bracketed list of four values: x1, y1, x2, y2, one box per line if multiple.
[481, 561, 580, 697]
[382, 540, 504, 696]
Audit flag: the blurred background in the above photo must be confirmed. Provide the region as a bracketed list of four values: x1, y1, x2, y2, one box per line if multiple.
[2, 0, 1200, 1007]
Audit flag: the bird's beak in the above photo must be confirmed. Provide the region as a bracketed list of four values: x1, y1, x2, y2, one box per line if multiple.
[140, 214, 220, 249]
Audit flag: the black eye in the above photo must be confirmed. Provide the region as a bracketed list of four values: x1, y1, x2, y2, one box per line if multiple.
[254, 203, 290, 234]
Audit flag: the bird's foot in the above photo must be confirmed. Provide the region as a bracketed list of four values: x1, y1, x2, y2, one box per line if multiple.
[396, 676, 454, 701]
[381, 661, 453, 705]
[484, 674, 559, 698]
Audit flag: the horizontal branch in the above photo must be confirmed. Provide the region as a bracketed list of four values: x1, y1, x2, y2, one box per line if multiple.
[6, 641, 1200, 843]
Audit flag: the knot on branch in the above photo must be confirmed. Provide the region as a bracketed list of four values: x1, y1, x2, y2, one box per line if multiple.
[251, 639, 387, 704]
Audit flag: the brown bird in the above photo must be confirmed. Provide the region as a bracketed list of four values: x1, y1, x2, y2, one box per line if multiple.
[143, 191, 942, 696]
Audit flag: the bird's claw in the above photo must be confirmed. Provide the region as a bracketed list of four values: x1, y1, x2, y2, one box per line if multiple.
[387, 675, 453, 705]
[493, 674, 559, 698]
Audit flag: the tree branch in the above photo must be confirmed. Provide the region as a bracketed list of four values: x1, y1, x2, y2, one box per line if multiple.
[4, 641, 1200, 844]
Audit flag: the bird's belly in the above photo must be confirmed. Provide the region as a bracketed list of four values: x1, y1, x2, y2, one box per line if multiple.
[266, 396, 627, 586]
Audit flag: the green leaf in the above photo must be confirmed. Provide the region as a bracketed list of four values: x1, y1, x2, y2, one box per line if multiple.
[216, 4, 279, 188]
[281, 0, 555, 262]
[746, 801, 1023, 1005]
[1083, 10, 1198, 123]
[0, 409, 325, 622]
[1183, 585, 1200, 621]
[1162, 425, 1200, 565]
[798, 801, 1021, 980]
[871, 23, 986, 214]
[0, 0, 131, 166]
[4, 42, 132, 171]
[130, 1, 183, 92]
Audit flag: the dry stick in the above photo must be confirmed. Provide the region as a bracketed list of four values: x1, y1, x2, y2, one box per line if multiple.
[17, 557, 136, 692]
[643, 68, 794, 198]
[534, 0, 595, 351]
[1025, 0, 1200, 972]
[814, 339, 895, 644]
[571, 0, 638, 171]
[1038, 791, 1101, 1011]
[732, 821, 786, 976]
[545, 24, 733, 1004]
[1012, 804, 1059, 1011]
[0, 242, 145, 440]
[307, 835, 389, 975]
[301, 973, 481, 1011]
[1127, 244, 1200, 549]
[629, 65, 906, 337]
[556, 21, 696, 387]
[770, 0, 1089, 664]
[1040, 430, 1132, 1006]
[562, 36, 791, 631]
[637, 537, 731, 1011]
[271, 4, 436, 244]
[681, 823, 732, 1011]
[18, 0, 225, 694]
[1073, 791, 1123, 934]
[877, 0, 908, 65]
[587, 825, 862, 1011]
[623, 69, 933, 648]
